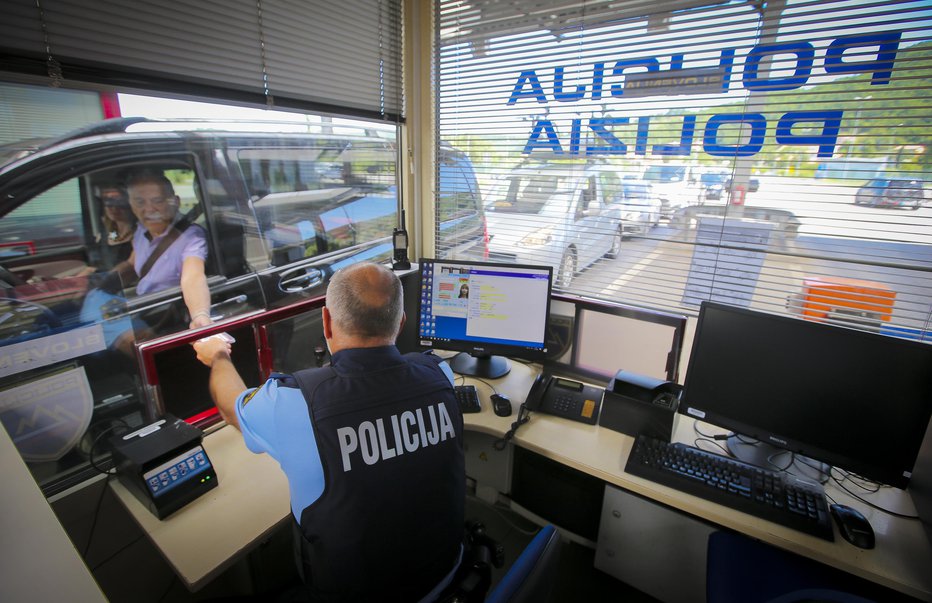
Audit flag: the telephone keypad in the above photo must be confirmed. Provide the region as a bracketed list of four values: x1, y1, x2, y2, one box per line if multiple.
[551, 395, 580, 414]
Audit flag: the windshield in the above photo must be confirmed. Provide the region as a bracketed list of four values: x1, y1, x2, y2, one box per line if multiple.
[486, 173, 575, 215]
[643, 165, 687, 183]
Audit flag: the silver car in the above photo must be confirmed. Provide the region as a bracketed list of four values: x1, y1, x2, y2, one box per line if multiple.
[614, 179, 662, 235]
[484, 164, 623, 289]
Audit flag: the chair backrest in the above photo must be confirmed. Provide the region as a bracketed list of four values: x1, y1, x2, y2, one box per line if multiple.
[485, 524, 562, 603]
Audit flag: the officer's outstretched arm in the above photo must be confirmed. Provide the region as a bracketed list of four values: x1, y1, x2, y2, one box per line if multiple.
[193, 336, 246, 429]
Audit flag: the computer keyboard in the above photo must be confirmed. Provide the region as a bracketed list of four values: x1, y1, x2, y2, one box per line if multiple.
[454, 385, 481, 414]
[625, 434, 833, 541]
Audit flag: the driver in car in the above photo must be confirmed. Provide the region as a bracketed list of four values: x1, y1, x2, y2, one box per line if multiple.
[114, 169, 213, 329]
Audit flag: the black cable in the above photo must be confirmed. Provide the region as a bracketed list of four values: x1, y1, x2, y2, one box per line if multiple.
[89, 533, 145, 572]
[470, 376, 498, 395]
[82, 421, 131, 560]
[493, 403, 531, 451]
[828, 473, 919, 519]
[693, 436, 730, 456]
[158, 574, 178, 602]
[81, 473, 112, 560]
[88, 420, 129, 476]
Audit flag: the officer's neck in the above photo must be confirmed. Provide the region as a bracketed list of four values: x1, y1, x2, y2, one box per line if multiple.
[326, 333, 395, 356]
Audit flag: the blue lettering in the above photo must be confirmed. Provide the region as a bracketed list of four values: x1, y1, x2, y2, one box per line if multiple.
[635, 117, 650, 156]
[824, 32, 901, 85]
[744, 42, 815, 92]
[591, 62, 606, 100]
[610, 58, 660, 98]
[587, 117, 628, 155]
[703, 114, 767, 157]
[523, 119, 564, 154]
[775, 111, 843, 158]
[569, 118, 583, 155]
[653, 115, 697, 156]
[719, 48, 737, 92]
[553, 66, 586, 102]
[507, 70, 549, 105]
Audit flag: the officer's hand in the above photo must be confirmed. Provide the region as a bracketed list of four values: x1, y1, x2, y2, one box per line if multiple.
[193, 335, 232, 367]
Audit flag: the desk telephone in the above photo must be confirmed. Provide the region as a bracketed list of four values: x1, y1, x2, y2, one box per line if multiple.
[525, 373, 603, 425]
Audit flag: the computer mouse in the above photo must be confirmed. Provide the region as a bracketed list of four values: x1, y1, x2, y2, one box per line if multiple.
[491, 394, 512, 417]
[830, 504, 875, 549]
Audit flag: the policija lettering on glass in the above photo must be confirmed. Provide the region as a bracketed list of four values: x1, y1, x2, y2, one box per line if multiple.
[507, 32, 901, 158]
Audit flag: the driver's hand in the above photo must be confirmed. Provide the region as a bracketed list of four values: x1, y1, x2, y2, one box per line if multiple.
[193, 335, 231, 367]
[189, 313, 213, 329]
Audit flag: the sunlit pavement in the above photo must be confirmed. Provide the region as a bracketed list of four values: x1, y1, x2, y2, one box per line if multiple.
[561, 176, 931, 332]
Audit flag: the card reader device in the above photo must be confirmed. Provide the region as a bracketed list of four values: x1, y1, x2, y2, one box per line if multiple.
[110, 415, 217, 519]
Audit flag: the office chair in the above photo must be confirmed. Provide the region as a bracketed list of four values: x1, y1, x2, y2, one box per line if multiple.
[706, 531, 885, 603]
[484, 524, 562, 603]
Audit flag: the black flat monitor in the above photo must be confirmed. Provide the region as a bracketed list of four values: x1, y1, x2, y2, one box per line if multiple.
[416, 258, 553, 378]
[140, 324, 263, 428]
[681, 301, 932, 489]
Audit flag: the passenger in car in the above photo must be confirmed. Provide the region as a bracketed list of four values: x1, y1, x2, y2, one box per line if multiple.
[111, 170, 213, 328]
[96, 185, 136, 267]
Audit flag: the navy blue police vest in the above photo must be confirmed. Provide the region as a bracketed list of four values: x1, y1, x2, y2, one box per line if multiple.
[292, 347, 465, 603]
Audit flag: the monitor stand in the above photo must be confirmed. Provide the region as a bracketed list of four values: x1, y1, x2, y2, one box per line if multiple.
[450, 352, 511, 379]
[726, 434, 830, 478]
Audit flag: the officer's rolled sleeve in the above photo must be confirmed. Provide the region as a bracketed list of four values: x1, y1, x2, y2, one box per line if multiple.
[235, 381, 280, 457]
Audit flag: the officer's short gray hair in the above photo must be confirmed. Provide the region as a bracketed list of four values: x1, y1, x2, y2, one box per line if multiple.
[326, 262, 403, 341]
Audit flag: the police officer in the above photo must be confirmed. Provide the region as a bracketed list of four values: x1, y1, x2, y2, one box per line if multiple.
[193, 262, 465, 602]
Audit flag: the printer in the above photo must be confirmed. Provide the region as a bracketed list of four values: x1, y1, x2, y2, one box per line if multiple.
[110, 415, 217, 519]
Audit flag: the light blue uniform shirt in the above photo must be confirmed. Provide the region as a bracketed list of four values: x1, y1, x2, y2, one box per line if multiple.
[235, 359, 456, 521]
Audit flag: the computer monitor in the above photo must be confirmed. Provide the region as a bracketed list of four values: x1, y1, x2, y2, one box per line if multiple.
[139, 324, 264, 427]
[416, 258, 553, 378]
[681, 301, 932, 489]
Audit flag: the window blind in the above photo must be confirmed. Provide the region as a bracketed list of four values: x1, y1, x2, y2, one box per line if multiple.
[436, 0, 932, 340]
[0, 0, 403, 121]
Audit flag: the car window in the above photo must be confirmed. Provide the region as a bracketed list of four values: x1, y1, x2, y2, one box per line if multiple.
[623, 183, 650, 201]
[1, 181, 83, 259]
[599, 171, 622, 204]
[438, 155, 480, 222]
[238, 143, 396, 266]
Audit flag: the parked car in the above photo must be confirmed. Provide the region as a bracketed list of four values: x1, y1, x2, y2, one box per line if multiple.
[642, 163, 701, 217]
[0, 117, 484, 495]
[854, 178, 924, 210]
[698, 171, 729, 201]
[483, 163, 624, 288]
[613, 179, 662, 235]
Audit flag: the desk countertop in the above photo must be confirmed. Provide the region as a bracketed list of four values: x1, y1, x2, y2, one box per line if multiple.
[461, 360, 932, 602]
[110, 424, 291, 591]
[112, 360, 932, 600]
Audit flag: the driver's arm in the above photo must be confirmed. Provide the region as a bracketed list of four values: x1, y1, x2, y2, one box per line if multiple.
[181, 255, 212, 328]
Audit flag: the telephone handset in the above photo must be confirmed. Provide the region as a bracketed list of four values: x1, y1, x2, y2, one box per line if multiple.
[525, 372, 603, 425]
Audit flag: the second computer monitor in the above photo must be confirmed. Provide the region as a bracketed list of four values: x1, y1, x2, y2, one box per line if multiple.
[416, 258, 553, 378]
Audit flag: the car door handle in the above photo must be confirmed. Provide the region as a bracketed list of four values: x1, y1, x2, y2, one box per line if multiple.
[279, 267, 324, 292]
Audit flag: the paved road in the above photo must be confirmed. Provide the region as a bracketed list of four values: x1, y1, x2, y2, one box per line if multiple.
[563, 176, 932, 331]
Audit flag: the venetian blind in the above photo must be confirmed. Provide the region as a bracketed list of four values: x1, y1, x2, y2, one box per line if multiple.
[0, 0, 403, 121]
[436, 0, 932, 340]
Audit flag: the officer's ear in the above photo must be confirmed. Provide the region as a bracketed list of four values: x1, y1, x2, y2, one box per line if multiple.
[322, 306, 333, 340]
[398, 311, 406, 335]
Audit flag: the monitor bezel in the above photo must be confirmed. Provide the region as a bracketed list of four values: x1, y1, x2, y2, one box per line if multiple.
[680, 301, 932, 490]
[415, 257, 554, 366]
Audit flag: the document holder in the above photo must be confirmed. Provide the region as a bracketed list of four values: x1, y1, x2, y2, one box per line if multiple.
[599, 370, 681, 441]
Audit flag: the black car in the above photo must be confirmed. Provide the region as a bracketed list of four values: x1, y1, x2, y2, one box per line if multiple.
[0, 117, 486, 495]
[854, 178, 924, 210]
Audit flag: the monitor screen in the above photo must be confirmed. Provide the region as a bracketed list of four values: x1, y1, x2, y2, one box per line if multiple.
[681, 301, 932, 489]
[416, 258, 553, 378]
[146, 324, 263, 427]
